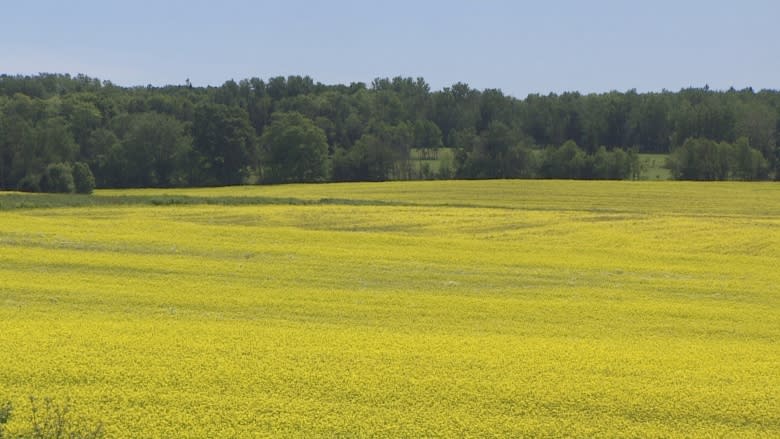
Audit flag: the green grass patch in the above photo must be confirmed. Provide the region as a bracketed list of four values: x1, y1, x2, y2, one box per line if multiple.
[638, 153, 671, 180]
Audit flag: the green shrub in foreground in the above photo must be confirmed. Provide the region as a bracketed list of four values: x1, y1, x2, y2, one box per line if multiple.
[0, 397, 103, 439]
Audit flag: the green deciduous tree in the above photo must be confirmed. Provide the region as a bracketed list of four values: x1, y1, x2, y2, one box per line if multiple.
[332, 134, 395, 182]
[667, 138, 732, 180]
[261, 112, 328, 183]
[72, 162, 96, 194]
[540, 140, 587, 179]
[117, 112, 192, 187]
[731, 137, 770, 181]
[413, 119, 443, 159]
[39, 162, 75, 193]
[193, 104, 257, 185]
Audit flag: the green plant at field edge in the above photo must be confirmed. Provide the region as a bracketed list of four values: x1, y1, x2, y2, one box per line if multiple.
[0, 397, 103, 439]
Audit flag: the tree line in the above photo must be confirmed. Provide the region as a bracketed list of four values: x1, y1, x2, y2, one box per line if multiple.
[1, 73, 778, 192]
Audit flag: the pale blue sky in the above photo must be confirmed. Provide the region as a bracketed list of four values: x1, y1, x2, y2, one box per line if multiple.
[2, 0, 778, 97]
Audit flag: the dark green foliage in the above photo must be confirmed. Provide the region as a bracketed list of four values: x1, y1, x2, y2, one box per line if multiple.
[1, 73, 779, 188]
[668, 137, 770, 180]
[192, 103, 256, 185]
[0, 400, 11, 438]
[332, 134, 396, 181]
[117, 112, 192, 187]
[540, 140, 588, 179]
[774, 144, 780, 181]
[455, 122, 537, 179]
[39, 163, 75, 193]
[17, 174, 41, 192]
[72, 162, 96, 194]
[589, 147, 637, 180]
[261, 112, 328, 183]
[413, 119, 443, 163]
[731, 137, 769, 180]
[81, 128, 120, 186]
[667, 138, 731, 180]
[536, 141, 638, 180]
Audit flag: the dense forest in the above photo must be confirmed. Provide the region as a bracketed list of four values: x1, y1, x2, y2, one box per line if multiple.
[0, 73, 778, 193]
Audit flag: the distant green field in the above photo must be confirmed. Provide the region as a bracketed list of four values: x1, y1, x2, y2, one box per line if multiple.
[411, 148, 671, 180]
[410, 147, 456, 177]
[1, 180, 778, 437]
[638, 153, 672, 180]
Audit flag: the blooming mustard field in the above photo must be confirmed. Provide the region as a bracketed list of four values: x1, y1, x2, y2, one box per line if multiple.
[1, 180, 778, 437]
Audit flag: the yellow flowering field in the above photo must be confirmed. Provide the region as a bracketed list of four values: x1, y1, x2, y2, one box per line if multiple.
[1, 180, 779, 437]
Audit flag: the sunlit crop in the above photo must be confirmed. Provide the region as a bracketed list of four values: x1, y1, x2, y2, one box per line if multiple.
[1, 180, 778, 437]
